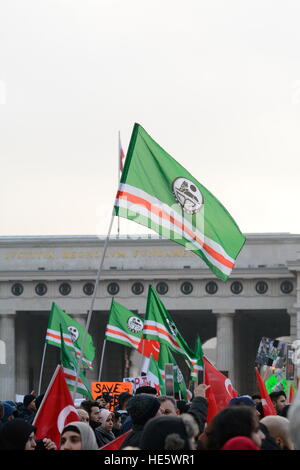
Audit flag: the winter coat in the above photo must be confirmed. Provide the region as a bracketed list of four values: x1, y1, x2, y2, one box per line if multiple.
[94, 426, 115, 448]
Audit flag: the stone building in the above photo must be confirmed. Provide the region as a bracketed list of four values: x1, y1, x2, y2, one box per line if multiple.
[0, 233, 299, 399]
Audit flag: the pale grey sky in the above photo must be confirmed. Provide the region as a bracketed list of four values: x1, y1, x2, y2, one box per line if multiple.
[1, 0, 300, 237]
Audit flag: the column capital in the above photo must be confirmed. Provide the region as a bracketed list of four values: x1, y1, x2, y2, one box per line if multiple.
[0, 311, 16, 317]
[212, 310, 235, 317]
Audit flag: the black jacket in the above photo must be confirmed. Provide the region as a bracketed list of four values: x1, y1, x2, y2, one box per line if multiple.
[188, 396, 208, 434]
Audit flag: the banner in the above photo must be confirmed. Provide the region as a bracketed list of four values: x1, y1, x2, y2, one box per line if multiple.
[91, 382, 133, 411]
[123, 376, 153, 393]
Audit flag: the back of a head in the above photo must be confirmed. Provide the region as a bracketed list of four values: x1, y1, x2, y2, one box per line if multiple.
[135, 386, 157, 395]
[176, 400, 190, 414]
[261, 415, 293, 450]
[229, 395, 256, 408]
[206, 406, 256, 450]
[62, 421, 98, 450]
[140, 415, 195, 450]
[126, 394, 160, 425]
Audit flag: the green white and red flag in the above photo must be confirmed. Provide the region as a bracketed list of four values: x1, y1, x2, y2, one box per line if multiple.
[190, 336, 204, 381]
[114, 123, 246, 281]
[60, 326, 92, 399]
[46, 302, 95, 369]
[143, 285, 197, 367]
[148, 353, 166, 395]
[105, 300, 144, 349]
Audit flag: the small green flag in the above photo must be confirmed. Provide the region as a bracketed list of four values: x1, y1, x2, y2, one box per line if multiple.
[105, 300, 144, 349]
[190, 336, 204, 382]
[59, 325, 92, 399]
[143, 285, 196, 367]
[46, 302, 95, 369]
[114, 123, 245, 281]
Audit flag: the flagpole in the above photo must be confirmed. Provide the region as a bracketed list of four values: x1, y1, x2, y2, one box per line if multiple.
[117, 131, 121, 237]
[37, 342, 47, 395]
[97, 339, 107, 382]
[73, 212, 115, 399]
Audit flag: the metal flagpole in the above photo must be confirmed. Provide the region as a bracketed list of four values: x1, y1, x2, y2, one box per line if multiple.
[117, 131, 121, 237]
[72, 213, 115, 400]
[97, 339, 107, 382]
[37, 342, 47, 395]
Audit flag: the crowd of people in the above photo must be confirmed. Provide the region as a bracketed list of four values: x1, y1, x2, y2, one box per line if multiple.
[0, 385, 299, 451]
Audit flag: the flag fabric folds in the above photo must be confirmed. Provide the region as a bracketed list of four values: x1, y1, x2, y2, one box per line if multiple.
[148, 354, 166, 395]
[105, 300, 144, 349]
[203, 356, 239, 423]
[143, 285, 196, 366]
[137, 337, 160, 361]
[98, 430, 131, 450]
[33, 365, 80, 448]
[255, 368, 277, 416]
[114, 123, 245, 281]
[60, 326, 92, 399]
[190, 336, 204, 381]
[46, 302, 95, 369]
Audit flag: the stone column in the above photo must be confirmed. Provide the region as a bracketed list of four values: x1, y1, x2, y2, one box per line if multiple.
[213, 310, 235, 382]
[0, 312, 16, 400]
[288, 308, 297, 341]
[294, 272, 300, 379]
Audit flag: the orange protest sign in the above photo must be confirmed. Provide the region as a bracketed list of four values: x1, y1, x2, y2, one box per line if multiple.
[91, 382, 133, 411]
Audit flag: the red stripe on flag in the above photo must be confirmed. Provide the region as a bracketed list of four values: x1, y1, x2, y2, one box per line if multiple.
[143, 323, 181, 350]
[116, 190, 234, 270]
[105, 328, 140, 347]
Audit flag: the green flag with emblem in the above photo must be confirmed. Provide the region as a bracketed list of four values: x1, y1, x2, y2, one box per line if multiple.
[114, 123, 245, 281]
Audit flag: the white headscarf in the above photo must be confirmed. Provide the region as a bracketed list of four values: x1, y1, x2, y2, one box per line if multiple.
[99, 409, 113, 426]
[62, 421, 99, 450]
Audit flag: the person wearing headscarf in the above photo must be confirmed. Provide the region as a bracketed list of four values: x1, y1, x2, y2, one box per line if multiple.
[60, 421, 99, 450]
[94, 409, 115, 447]
[0, 419, 37, 450]
[140, 414, 199, 450]
[120, 394, 162, 449]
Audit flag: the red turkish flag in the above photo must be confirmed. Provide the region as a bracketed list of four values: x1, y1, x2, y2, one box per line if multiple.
[255, 367, 277, 416]
[33, 365, 80, 448]
[203, 356, 239, 423]
[98, 430, 131, 450]
[137, 337, 160, 361]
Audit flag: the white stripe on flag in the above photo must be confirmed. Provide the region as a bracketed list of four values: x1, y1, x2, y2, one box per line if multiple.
[115, 183, 234, 275]
[105, 325, 141, 348]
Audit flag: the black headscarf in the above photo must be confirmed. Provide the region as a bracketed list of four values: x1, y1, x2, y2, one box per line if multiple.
[0, 419, 36, 450]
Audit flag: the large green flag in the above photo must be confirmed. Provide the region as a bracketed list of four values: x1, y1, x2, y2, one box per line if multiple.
[190, 336, 204, 382]
[105, 300, 144, 349]
[114, 123, 245, 281]
[143, 285, 196, 368]
[46, 302, 95, 369]
[59, 326, 92, 399]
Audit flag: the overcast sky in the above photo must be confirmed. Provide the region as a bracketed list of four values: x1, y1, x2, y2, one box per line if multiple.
[1, 0, 300, 238]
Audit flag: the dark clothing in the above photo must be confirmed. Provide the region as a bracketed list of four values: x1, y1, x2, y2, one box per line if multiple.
[259, 423, 281, 450]
[120, 415, 133, 434]
[16, 404, 35, 423]
[94, 426, 115, 448]
[120, 424, 144, 449]
[187, 396, 208, 434]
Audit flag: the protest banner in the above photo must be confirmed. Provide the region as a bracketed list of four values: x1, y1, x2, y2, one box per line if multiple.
[91, 382, 133, 410]
[123, 375, 153, 393]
